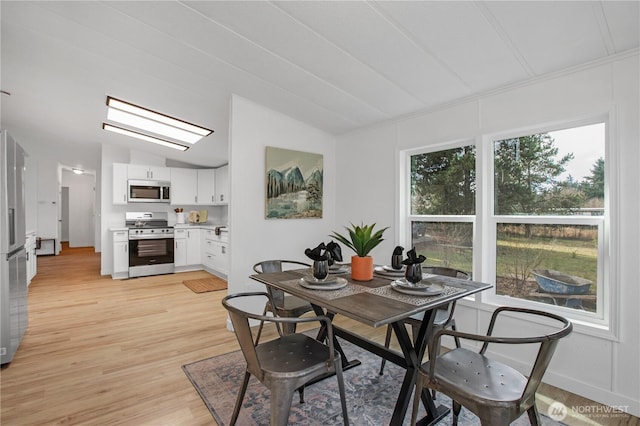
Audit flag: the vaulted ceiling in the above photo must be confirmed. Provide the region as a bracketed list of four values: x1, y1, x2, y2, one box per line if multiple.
[1, 1, 638, 167]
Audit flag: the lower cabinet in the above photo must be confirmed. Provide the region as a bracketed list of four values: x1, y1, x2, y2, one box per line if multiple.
[174, 237, 187, 267]
[174, 228, 202, 269]
[202, 229, 228, 277]
[112, 230, 129, 279]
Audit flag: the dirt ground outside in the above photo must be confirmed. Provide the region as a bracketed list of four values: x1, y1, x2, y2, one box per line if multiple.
[496, 276, 596, 312]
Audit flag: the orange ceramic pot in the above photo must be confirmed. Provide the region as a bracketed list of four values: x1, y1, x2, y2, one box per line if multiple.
[351, 255, 373, 281]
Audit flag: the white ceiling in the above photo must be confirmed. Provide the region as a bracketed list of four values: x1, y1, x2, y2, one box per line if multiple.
[1, 1, 638, 167]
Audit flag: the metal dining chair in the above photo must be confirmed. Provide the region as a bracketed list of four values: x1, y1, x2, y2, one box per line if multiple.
[410, 306, 573, 426]
[253, 260, 313, 343]
[379, 267, 469, 376]
[222, 292, 349, 426]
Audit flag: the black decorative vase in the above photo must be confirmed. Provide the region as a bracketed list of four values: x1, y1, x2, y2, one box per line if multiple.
[405, 264, 423, 284]
[312, 259, 329, 280]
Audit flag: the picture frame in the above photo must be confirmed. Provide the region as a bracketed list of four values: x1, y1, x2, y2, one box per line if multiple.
[265, 146, 323, 219]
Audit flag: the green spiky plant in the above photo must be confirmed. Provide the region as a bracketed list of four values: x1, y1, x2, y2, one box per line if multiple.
[330, 223, 388, 257]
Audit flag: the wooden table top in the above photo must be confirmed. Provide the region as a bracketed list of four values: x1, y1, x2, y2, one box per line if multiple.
[250, 269, 492, 328]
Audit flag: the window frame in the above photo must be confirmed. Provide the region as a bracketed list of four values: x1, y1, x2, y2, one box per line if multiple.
[400, 115, 618, 338]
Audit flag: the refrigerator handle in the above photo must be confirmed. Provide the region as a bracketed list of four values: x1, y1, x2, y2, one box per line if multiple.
[8, 208, 15, 246]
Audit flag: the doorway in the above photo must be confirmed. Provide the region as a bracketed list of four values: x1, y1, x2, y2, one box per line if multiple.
[61, 169, 95, 249]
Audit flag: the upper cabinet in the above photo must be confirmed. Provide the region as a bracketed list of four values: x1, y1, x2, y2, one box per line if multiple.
[170, 168, 198, 205]
[197, 169, 216, 205]
[215, 165, 229, 205]
[112, 163, 228, 206]
[113, 163, 129, 205]
[113, 163, 172, 205]
[171, 168, 220, 206]
[128, 165, 170, 181]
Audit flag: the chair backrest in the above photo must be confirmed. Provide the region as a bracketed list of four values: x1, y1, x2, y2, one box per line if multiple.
[482, 307, 573, 406]
[423, 267, 469, 322]
[423, 266, 470, 280]
[253, 260, 310, 274]
[253, 260, 311, 307]
[222, 292, 271, 381]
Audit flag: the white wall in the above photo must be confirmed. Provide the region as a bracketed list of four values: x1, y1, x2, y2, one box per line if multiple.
[228, 95, 337, 303]
[337, 53, 640, 415]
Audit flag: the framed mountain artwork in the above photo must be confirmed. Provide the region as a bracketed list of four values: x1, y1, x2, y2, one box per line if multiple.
[265, 146, 323, 219]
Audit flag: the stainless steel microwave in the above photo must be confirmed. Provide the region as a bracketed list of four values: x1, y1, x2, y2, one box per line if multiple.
[128, 180, 171, 203]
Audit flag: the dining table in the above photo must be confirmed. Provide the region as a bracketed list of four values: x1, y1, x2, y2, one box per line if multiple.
[250, 265, 492, 426]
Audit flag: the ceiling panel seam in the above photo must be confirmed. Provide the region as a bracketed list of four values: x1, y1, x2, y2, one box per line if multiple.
[104, 1, 365, 128]
[591, 2, 615, 55]
[181, 1, 394, 120]
[268, 0, 430, 108]
[473, 1, 536, 78]
[382, 47, 638, 132]
[367, 1, 472, 92]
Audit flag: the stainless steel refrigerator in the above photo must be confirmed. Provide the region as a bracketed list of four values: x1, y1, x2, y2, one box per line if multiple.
[1, 129, 28, 365]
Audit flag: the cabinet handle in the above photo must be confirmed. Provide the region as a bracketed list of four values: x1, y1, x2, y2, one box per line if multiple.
[220, 194, 224, 202]
[211, 195, 214, 202]
[124, 245, 127, 253]
[221, 246, 226, 254]
[124, 194, 127, 203]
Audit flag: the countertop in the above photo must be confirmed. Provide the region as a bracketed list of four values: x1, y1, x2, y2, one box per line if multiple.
[110, 224, 227, 231]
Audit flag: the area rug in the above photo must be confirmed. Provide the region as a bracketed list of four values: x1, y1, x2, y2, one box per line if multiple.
[182, 276, 227, 293]
[182, 336, 562, 425]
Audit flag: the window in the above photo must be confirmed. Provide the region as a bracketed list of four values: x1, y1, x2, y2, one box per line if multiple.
[405, 121, 608, 325]
[408, 145, 475, 272]
[492, 123, 606, 317]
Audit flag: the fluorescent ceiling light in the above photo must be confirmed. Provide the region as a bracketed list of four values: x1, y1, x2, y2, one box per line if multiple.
[72, 168, 84, 175]
[104, 96, 213, 145]
[102, 123, 189, 151]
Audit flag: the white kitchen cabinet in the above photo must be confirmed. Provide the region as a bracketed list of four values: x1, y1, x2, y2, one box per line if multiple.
[112, 230, 129, 279]
[170, 168, 198, 205]
[197, 169, 216, 205]
[212, 241, 228, 274]
[174, 233, 187, 267]
[113, 163, 128, 205]
[128, 165, 170, 181]
[174, 228, 200, 267]
[203, 228, 228, 275]
[186, 228, 201, 265]
[214, 165, 229, 204]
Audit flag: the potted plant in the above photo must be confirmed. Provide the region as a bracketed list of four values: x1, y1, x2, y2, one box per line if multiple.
[330, 223, 388, 281]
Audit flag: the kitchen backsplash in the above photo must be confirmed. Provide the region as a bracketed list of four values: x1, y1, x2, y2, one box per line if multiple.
[122, 203, 228, 226]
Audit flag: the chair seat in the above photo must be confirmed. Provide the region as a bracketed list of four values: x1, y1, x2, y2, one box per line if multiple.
[267, 295, 313, 318]
[405, 306, 453, 325]
[426, 348, 527, 404]
[257, 333, 335, 376]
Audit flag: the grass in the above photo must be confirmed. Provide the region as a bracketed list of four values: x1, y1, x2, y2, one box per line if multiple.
[496, 234, 598, 290]
[415, 232, 598, 293]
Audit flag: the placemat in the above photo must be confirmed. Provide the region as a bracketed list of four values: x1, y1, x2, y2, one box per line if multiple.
[367, 284, 466, 306]
[281, 278, 369, 300]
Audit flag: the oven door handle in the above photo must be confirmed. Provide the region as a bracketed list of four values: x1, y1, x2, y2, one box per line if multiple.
[128, 235, 174, 240]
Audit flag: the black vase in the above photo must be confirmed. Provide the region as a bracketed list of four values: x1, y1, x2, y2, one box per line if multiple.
[312, 259, 329, 281]
[391, 254, 403, 270]
[405, 264, 423, 284]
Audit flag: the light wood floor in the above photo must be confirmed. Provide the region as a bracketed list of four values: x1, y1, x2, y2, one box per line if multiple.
[1, 246, 637, 425]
